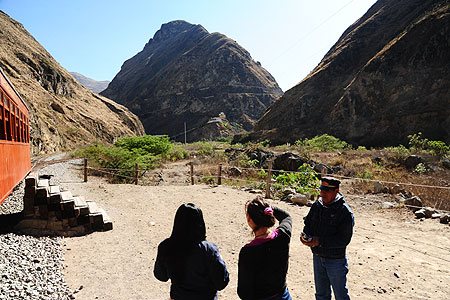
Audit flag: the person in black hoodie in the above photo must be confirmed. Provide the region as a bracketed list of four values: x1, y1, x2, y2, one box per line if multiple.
[154, 203, 229, 300]
[238, 196, 292, 300]
[301, 177, 354, 300]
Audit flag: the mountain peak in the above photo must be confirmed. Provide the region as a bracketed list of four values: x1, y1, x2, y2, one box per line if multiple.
[152, 20, 207, 42]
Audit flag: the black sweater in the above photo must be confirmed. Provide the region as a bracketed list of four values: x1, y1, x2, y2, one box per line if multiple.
[237, 207, 292, 300]
[154, 240, 229, 300]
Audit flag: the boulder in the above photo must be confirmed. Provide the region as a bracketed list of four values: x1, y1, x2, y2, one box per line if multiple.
[391, 184, 401, 194]
[273, 152, 307, 172]
[228, 167, 242, 177]
[440, 214, 450, 224]
[288, 193, 309, 205]
[382, 202, 395, 209]
[246, 149, 275, 168]
[374, 181, 384, 194]
[400, 196, 423, 211]
[404, 155, 425, 170]
[415, 209, 426, 219]
[442, 159, 450, 170]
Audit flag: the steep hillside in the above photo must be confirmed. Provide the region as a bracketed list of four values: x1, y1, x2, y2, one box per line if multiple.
[253, 0, 450, 147]
[101, 20, 282, 142]
[70, 72, 110, 94]
[0, 11, 145, 153]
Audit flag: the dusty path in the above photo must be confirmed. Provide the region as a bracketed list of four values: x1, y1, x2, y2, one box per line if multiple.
[60, 165, 450, 300]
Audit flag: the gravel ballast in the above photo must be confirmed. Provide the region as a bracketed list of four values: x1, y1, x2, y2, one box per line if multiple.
[0, 156, 81, 299]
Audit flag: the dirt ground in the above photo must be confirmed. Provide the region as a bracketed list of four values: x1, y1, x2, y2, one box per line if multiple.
[59, 161, 450, 300]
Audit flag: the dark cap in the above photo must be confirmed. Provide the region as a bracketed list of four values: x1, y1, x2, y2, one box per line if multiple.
[319, 176, 340, 190]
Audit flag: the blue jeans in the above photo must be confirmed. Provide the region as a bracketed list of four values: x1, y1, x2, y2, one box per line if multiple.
[313, 255, 350, 300]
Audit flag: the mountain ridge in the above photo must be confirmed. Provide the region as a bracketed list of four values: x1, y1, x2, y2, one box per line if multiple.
[251, 0, 450, 146]
[0, 10, 145, 153]
[70, 72, 110, 94]
[101, 20, 282, 141]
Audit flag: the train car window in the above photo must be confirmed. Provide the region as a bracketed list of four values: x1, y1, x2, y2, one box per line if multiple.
[0, 92, 5, 140]
[5, 96, 11, 141]
[16, 106, 20, 142]
[26, 117, 29, 143]
[20, 112, 24, 143]
[11, 103, 16, 142]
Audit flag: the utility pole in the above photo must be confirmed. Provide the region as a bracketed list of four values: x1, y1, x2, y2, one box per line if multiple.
[184, 122, 187, 144]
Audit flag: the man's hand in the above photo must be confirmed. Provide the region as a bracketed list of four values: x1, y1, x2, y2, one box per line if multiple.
[300, 236, 319, 247]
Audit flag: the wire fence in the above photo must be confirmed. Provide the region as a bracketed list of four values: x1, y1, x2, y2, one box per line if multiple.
[73, 159, 450, 215]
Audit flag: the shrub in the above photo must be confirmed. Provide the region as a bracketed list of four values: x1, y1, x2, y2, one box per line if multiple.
[408, 132, 449, 157]
[295, 134, 350, 152]
[272, 163, 320, 195]
[114, 135, 172, 155]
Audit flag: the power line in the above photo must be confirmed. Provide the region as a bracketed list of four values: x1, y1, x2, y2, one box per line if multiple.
[269, 0, 357, 64]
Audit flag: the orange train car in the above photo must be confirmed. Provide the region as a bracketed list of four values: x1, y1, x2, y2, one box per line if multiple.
[0, 67, 31, 204]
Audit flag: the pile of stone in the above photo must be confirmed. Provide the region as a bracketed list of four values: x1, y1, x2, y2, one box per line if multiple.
[15, 173, 112, 236]
[374, 181, 450, 226]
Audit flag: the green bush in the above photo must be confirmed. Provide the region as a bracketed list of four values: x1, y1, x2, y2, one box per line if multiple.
[74, 135, 185, 183]
[163, 144, 189, 161]
[427, 140, 449, 157]
[295, 134, 350, 152]
[272, 163, 320, 195]
[408, 132, 449, 157]
[114, 135, 172, 155]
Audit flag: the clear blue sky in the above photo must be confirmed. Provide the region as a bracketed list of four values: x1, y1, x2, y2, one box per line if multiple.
[1, 0, 377, 91]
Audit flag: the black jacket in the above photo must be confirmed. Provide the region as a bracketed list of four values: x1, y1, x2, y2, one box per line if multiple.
[238, 207, 292, 300]
[154, 240, 229, 300]
[303, 193, 354, 259]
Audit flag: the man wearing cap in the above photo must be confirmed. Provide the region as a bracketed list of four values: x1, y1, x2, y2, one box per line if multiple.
[300, 177, 354, 300]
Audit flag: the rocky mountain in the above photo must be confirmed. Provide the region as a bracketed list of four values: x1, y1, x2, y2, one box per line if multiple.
[101, 20, 282, 142]
[251, 0, 450, 147]
[70, 72, 110, 94]
[0, 11, 145, 153]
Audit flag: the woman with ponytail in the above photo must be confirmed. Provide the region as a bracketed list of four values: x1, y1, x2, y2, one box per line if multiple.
[154, 203, 229, 300]
[238, 196, 292, 300]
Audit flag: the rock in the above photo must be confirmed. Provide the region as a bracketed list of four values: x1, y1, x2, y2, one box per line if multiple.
[442, 159, 450, 170]
[313, 163, 332, 175]
[404, 155, 425, 169]
[281, 188, 296, 196]
[423, 207, 436, 218]
[245, 149, 275, 169]
[391, 184, 401, 194]
[382, 202, 395, 209]
[400, 196, 423, 211]
[374, 181, 384, 194]
[440, 214, 450, 224]
[273, 152, 308, 172]
[288, 193, 309, 205]
[228, 166, 242, 177]
[415, 209, 426, 219]
[431, 213, 441, 219]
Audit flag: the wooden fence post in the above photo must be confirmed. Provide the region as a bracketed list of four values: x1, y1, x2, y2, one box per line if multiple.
[190, 162, 194, 185]
[84, 158, 88, 182]
[135, 163, 139, 185]
[265, 161, 272, 199]
[218, 164, 222, 185]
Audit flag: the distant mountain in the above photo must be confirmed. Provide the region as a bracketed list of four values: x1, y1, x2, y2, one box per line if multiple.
[101, 20, 282, 142]
[70, 72, 110, 94]
[251, 0, 450, 147]
[0, 11, 145, 153]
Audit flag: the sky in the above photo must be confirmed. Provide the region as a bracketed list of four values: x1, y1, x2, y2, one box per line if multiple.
[0, 0, 377, 92]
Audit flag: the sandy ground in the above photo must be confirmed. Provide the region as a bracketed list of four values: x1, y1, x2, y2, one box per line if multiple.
[59, 161, 450, 300]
